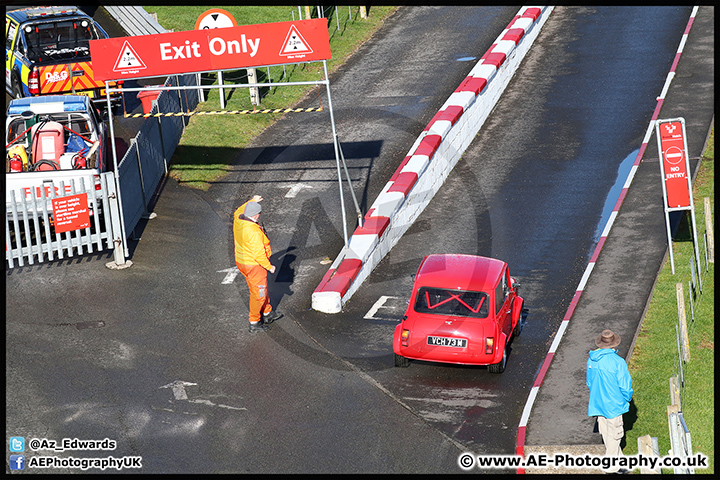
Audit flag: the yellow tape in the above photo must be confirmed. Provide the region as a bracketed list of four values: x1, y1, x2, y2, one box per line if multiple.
[124, 106, 323, 118]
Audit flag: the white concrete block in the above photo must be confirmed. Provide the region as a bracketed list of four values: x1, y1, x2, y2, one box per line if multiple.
[369, 191, 405, 217]
[427, 119, 452, 137]
[512, 17, 533, 31]
[401, 155, 429, 175]
[441, 91, 475, 111]
[346, 233, 378, 261]
[312, 290, 342, 314]
[471, 63, 497, 82]
[493, 39, 517, 55]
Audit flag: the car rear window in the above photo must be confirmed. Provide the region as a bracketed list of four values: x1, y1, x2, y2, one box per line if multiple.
[7, 113, 92, 148]
[413, 287, 489, 318]
[23, 19, 98, 62]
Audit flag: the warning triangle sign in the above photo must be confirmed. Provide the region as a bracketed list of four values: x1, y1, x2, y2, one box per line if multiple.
[279, 25, 314, 56]
[113, 40, 147, 71]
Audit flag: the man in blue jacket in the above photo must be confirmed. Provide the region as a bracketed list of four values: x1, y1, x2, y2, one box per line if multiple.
[587, 329, 633, 472]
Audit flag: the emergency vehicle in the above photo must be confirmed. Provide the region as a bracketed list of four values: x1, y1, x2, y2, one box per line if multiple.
[5, 6, 121, 105]
[6, 95, 109, 219]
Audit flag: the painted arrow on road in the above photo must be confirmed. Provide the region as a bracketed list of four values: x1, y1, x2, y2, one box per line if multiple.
[159, 380, 247, 410]
[282, 183, 313, 198]
[217, 267, 240, 284]
[160, 380, 197, 400]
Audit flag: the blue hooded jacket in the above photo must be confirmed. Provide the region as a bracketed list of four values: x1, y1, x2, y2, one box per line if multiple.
[586, 348, 633, 418]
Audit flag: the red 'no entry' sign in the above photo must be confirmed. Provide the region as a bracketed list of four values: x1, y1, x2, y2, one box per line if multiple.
[90, 18, 331, 81]
[658, 120, 691, 209]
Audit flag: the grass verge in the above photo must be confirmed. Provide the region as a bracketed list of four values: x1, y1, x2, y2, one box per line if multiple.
[144, 5, 399, 190]
[625, 127, 714, 474]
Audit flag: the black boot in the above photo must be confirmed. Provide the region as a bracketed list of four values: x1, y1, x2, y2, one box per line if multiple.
[248, 322, 270, 333]
[262, 310, 282, 324]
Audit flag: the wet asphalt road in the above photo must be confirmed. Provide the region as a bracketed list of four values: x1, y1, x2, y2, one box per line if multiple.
[5, 6, 714, 474]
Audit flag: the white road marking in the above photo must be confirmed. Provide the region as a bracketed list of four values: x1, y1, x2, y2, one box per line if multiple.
[159, 381, 247, 410]
[364, 295, 397, 319]
[188, 399, 247, 411]
[160, 380, 198, 400]
[218, 267, 240, 284]
[283, 183, 313, 198]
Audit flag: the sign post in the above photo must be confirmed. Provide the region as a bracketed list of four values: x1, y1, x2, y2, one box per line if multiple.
[654, 117, 700, 275]
[195, 9, 238, 108]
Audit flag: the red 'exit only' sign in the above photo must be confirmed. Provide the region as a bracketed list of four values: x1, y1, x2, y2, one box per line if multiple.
[90, 19, 331, 81]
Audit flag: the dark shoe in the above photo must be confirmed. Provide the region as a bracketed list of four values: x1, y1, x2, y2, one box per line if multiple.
[262, 310, 282, 324]
[248, 322, 270, 333]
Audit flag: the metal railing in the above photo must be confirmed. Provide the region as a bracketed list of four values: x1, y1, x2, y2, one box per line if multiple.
[6, 172, 123, 268]
[663, 194, 713, 474]
[672, 196, 714, 403]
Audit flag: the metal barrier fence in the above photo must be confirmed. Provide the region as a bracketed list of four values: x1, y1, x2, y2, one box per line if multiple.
[6, 172, 122, 268]
[5, 74, 199, 269]
[665, 195, 713, 474]
[104, 5, 201, 258]
[667, 392, 695, 474]
[117, 74, 199, 244]
[672, 196, 713, 404]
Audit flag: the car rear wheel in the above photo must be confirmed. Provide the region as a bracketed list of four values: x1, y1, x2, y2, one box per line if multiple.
[512, 307, 527, 339]
[512, 318, 523, 339]
[394, 353, 410, 368]
[488, 347, 506, 374]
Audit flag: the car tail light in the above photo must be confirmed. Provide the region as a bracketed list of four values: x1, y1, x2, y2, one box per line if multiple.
[29, 67, 40, 95]
[401, 329, 410, 347]
[94, 174, 101, 190]
[485, 337, 494, 354]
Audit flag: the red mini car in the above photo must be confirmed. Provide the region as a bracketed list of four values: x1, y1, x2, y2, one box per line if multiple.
[392, 254, 524, 373]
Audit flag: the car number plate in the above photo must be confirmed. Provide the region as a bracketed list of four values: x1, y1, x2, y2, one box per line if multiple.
[427, 336, 467, 348]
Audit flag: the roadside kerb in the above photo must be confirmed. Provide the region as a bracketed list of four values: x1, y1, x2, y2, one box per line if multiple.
[311, 6, 554, 313]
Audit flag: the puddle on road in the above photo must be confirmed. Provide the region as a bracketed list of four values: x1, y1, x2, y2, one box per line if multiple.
[592, 149, 639, 245]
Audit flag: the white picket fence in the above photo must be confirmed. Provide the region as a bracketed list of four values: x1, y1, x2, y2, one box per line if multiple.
[5, 172, 124, 268]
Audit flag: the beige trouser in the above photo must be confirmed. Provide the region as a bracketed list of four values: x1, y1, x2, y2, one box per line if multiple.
[598, 414, 624, 471]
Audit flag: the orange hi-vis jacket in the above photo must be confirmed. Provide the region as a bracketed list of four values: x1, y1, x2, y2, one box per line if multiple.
[233, 200, 272, 270]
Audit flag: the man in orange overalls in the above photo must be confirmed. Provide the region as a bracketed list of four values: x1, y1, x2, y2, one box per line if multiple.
[233, 195, 281, 333]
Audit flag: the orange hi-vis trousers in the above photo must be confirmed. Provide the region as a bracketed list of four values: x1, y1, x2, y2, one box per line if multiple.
[236, 263, 273, 323]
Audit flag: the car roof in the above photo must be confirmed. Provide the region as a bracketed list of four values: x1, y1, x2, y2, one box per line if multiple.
[415, 254, 506, 291]
[7, 95, 91, 116]
[6, 6, 87, 24]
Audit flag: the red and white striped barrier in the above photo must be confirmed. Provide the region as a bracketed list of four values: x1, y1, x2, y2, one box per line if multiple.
[514, 6, 700, 474]
[312, 6, 554, 314]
